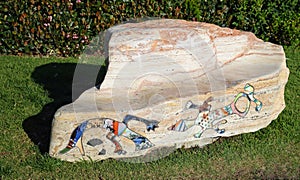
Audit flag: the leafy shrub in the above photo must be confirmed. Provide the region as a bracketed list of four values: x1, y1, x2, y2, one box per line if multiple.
[0, 0, 299, 57]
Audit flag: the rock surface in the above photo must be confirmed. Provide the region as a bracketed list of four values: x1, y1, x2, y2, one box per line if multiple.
[49, 19, 289, 162]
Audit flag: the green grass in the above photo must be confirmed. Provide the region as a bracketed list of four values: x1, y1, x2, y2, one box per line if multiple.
[0, 47, 299, 179]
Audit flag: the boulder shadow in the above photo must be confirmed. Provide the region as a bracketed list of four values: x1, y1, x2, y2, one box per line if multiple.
[22, 62, 107, 154]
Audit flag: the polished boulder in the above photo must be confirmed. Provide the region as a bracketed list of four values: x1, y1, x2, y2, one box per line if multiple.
[49, 19, 289, 162]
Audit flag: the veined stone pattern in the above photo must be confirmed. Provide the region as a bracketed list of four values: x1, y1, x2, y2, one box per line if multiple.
[49, 19, 289, 162]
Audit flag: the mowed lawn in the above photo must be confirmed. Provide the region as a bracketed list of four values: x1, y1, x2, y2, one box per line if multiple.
[0, 47, 299, 179]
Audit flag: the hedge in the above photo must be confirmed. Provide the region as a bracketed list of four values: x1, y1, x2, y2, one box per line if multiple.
[0, 0, 299, 57]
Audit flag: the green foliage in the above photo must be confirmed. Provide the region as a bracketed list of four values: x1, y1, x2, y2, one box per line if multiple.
[0, 0, 299, 57]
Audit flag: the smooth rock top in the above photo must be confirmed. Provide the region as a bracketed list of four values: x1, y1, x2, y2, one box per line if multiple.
[94, 19, 286, 111]
[50, 19, 289, 162]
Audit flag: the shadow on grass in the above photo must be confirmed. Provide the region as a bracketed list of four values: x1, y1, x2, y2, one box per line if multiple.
[22, 62, 107, 154]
